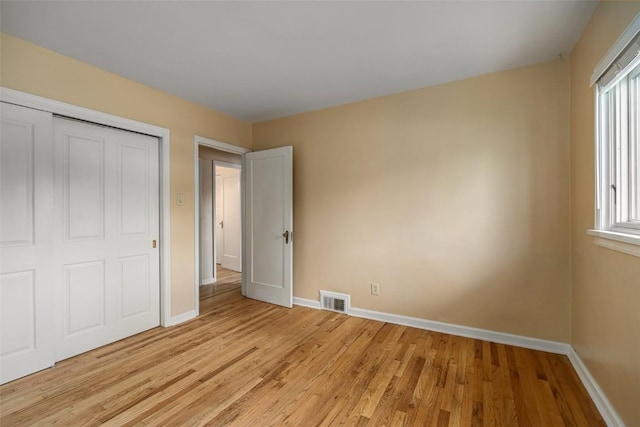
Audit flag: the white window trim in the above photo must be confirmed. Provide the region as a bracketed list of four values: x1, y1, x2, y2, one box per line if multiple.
[587, 230, 640, 258]
[590, 13, 640, 86]
[591, 13, 640, 257]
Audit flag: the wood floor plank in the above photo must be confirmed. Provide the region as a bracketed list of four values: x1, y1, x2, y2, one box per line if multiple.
[0, 267, 606, 426]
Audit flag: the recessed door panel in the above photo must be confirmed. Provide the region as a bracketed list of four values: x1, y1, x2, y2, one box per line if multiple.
[0, 270, 36, 356]
[120, 255, 149, 318]
[65, 134, 104, 240]
[251, 156, 284, 287]
[119, 144, 148, 236]
[65, 261, 105, 335]
[0, 119, 34, 247]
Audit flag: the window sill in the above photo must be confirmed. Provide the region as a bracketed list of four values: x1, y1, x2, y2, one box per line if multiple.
[587, 229, 640, 258]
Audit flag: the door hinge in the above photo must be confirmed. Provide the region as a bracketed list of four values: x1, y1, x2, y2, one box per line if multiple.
[152, 240, 157, 248]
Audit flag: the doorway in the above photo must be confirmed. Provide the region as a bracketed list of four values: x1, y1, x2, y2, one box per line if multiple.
[194, 135, 294, 315]
[194, 136, 249, 316]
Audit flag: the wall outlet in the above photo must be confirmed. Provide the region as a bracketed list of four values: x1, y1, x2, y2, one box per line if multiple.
[177, 193, 185, 206]
[371, 282, 380, 296]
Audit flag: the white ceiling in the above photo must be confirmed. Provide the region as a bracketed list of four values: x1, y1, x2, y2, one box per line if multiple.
[0, 1, 597, 122]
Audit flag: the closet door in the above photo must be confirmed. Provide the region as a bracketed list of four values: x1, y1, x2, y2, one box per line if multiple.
[0, 103, 55, 384]
[53, 118, 160, 361]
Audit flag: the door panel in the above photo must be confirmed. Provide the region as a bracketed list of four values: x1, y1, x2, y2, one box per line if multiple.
[0, 118, 34, 246]
[245, 146, 292, 308]
[54, 118, 159, 361]
[1, 270, 36, 354]
[119, 144, 150, 236]
[65, 134, 104, 240]
[119, 255, 150, 318]
[65, 261, 105, 335]
[0, 103, 55, 384]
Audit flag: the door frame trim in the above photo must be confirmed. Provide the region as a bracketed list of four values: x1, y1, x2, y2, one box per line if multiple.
[194, 135, 249, 316]
[1, 87, 174, 326]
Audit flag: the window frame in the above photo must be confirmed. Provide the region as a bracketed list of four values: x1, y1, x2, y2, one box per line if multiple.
[595, 58, 640, 236]
[590, 14, 640, 256]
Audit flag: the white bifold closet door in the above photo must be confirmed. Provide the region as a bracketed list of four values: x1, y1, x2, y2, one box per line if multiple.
[0, 103, 55, 384]
[1, 106, 160, 384]
[52, 118, 160, 361]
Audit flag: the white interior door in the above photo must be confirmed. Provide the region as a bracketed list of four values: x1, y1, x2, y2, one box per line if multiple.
[245, 146, 292, 308]
[0, 103, 55, 384]
[221, 169, 241, 272]
[53, 118, 160, 361]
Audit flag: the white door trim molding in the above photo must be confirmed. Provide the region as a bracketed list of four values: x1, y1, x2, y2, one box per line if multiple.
[195, 135, 250, 155]
[0, 87, 173, 327]
[193, 135, 249, 316]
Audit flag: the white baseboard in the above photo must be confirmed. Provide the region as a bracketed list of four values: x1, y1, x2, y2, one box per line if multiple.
[567, 347, 625, 427]
[293, 297, 623, 425]
[201, 277, 215, 285]
[167, 309, 197, 327]
[294, 297, 568, 354]
[347, 306, 570, 355]
[293, 296, 321, 309]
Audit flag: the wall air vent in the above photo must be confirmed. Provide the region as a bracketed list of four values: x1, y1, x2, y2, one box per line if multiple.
[319, 291, 350, 314]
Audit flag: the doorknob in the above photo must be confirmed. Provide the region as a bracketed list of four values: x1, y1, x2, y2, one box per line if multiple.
[282, 230, 289, 244]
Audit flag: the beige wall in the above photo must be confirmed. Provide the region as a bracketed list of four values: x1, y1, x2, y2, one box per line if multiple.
[254, 59, 572, 342]
[0, 33, 252, 317]
[570, 2, 640, 425]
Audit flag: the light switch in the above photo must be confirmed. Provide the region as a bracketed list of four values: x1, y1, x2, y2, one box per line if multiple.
[177, 193, 185, 206]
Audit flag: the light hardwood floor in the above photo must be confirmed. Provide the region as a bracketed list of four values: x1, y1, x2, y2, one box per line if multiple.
[1, 268, 604, 426]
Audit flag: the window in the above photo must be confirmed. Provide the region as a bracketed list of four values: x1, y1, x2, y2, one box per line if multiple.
[594, 28, 640, 240]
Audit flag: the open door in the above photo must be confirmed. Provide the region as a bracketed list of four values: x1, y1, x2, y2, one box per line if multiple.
[244, 146, 292, 308]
